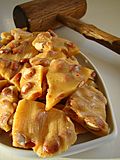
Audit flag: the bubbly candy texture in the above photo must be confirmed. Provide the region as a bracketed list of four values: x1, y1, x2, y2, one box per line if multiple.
[0, 28, 109, 158]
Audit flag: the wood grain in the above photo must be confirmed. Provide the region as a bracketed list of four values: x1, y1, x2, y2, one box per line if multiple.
[57, 14, 120, 54]
[13, 0, 87, 32]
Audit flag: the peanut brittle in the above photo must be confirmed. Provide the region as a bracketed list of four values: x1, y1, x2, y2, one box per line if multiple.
[10, 72, 22, 91]
[0, 31, 13, 45]
[0, 80, 10, 92]
[10, 62, 31, 91]
[32, 31, 80, 57]
[11, 28, 33, 40]
[0, 86, 19, 132]
[0, 28, 110, 158]
[64, 84, 109, 136]
[72, 120, 87, 135]
[0, 28, 39, 61]
[30, 50, 66, 67]
[20, 65, 45, 100]
[12, 99, 77, 157]
[0, 58, 22, 80]
[46, 58, 93, 110]
[30, 49, 79, 67]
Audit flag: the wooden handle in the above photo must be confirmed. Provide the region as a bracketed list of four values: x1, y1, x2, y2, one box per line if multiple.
[13, 0, 87, 32]
[57, 14, 120, 54]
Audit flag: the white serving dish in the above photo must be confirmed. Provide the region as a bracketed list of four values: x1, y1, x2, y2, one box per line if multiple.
[0, 50, 117, 158]
[0, 0, 120, 159]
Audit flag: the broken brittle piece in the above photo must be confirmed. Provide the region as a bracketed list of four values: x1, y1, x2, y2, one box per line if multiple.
[46, 58, 93, 111]
[64, 84, 109, 136]
[10, 28, 33, 40]
[0, 28, 39, 61]
[12, 99, 77, 157]
[30, 49, 79, 68]
[0, 31, 13, 45]
[30, 50, 66, 67]
[20, 65, 45, 100]
[10, 62, 31, 91]
[32, 31, 80, 57]
[0, 58, 23, 81]
[0, 86, 19, 132]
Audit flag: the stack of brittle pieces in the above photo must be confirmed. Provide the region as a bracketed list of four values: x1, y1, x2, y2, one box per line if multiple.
[0, 28, 109, 158]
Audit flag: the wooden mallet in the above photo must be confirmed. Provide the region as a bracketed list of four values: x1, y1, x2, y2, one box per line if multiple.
[13, 0, 120, 54]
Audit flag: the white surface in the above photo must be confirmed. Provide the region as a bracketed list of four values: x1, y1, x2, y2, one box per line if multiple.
[0, 0, 120, 159]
